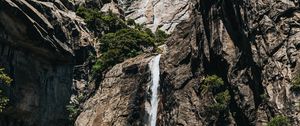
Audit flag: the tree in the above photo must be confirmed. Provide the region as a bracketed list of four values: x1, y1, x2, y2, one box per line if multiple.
[201, 75, 224, 94]
[290, 73, 300, 93]
[207, 90, 231, 112]
[267, 115, 290, 126]
[76, 6, 127, 35]
[92, 28, 156, 74]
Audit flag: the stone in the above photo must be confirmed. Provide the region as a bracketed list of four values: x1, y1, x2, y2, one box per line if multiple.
[0, 0, 94, 125]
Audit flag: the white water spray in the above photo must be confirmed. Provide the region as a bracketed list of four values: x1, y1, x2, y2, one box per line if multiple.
[148, 54, 161, 126]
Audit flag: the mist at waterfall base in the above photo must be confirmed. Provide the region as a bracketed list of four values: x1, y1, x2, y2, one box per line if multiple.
[147, 54, 161, 126]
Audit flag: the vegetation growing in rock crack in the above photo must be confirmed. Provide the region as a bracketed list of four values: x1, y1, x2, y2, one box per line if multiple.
[260, 93, 269, 102]
[290, 73, 300, 93]
[92, 28, 168, 75]
[210, 90, 230, 111]
[0, 68, 12, 112]
[201, 75, 231, 123]
[66, 93, 85, 121]
[71, 5, 169, 121]
[92, 28, 157, 74]
[75, 6, 169, 75]
[267, 115, 290, 126]
[207, 89, 231, 113]
[201, 75, 224, 94]
[76, 6, 127, 36]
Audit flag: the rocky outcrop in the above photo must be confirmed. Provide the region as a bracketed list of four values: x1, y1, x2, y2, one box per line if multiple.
[77, 0, 300, 125]
[112, 0, 192, 33]
[1, 0, 300, 126]
[76, 54, 153, 126]
[158, 0, 300, 125]
[101, 1, 123, 15]
[0, 0, 93, 125]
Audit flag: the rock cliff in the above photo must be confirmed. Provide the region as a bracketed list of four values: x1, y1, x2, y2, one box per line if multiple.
[1, 0, 300, 126]
[0, 0, 93, 125]
[121, 0, 192, 33]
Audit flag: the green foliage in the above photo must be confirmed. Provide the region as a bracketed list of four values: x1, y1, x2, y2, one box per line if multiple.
[0, 68, 11, 112]
[0, 68, 12, 85]
[0, 96, 9, 112]
[66, 94, 85, 121]
[290, 73, 300, 93]
[144, 28, 154, 37]
[154, 29, 169, 45]
[201, 75, 231, 114]
[143, 28, 169, 46]
[134, 23, 146, 30]
[260, 93, 268, 101]
[76, 6, 169, 75]
[126, 18, 136, 26]
[76, 6, 127, 35]
[208, 90, 231, 112]
[66, 104, 80, 121]
[267, 115, 290, 126]
[201, 75, 224, 94]
[207, 103, 227, 112]
[92, 28, 155, 74]
[215, 90, 230, 105]
[204, 75, 224, 90]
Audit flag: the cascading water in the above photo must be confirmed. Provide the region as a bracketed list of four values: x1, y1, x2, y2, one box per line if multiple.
[148, 54, 161, 126]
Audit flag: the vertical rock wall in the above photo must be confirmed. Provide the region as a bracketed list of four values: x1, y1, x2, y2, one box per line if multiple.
[0, 0, 93, 125]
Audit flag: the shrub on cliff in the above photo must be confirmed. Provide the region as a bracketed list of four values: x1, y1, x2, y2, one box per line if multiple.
[267, 115, 290, 126]
[76, 6, 127, 35]
[126, 18, 136, 26]
[215, 90, 230, 105]
[66, 94, 85, 121]
[207, 103, 227, 113]
[204, 75, 224, 90]
[290, 73, 300, 93]
[208, 90, 231, 112]
[154, 29, 169, 45]
[201, 75, 224, 94]
[201, 75, 231, 118]
[66, 104, 79, 121]
[92, 28, 156, 74]
[76, 6, 169, 75]
[0, 68, 12, 112]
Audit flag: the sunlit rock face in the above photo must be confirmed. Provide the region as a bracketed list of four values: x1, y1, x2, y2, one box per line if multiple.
[1, 0, 300, 126]
[113, 0, 192, 33]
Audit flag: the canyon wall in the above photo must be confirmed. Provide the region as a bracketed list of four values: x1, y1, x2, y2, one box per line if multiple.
[1, 0, 300, 126]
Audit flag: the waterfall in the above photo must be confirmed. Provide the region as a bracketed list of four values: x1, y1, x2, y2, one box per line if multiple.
[148, 54, 161, 126]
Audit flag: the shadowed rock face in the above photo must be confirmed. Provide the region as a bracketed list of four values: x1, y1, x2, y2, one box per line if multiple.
[0, 0, 93, 126]
[159, 0, 300, 125]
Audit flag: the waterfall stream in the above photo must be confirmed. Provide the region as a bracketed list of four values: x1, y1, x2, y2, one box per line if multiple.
[148, 54, 161, 126]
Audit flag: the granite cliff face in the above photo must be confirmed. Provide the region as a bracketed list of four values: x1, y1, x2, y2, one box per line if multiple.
[0, 0, 93, 125]
[1, 0, 300, 126]
[122, 0, 191, 33]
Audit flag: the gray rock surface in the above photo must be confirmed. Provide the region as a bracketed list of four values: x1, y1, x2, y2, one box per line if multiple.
[76, 54, 153, 126]
[158, 0, 300, 125]
[116, 0, 192, 33]
[78, 0, 300, 125]
[0, 0, 93, 125]
[1, 0, 300, 126]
